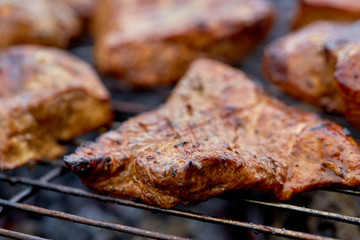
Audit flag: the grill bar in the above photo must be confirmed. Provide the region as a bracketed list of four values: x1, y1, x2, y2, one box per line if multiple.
[331, 188, 360, 196]
[241, 199, 360, 225]
[0, 171, 337, 240]
[111, 99, 152, 113]
[10, 167, 62, 203]
[0, 199, 189, 240]
[0, 167, 62, 217]
[0, 228, 50, 240]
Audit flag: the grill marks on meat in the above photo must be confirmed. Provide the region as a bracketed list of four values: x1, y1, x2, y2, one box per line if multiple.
[263, 21, 360, 130]
[0, 45, 113, 170]
[65, 59, 360, 208]
[92, 0, 275, 88]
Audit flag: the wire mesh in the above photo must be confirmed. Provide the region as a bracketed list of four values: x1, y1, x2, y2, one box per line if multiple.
[0, 170, 344, 240]
[0, 228, 50, 240]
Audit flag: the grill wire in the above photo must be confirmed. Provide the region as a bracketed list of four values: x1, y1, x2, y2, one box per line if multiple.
[1, 0, 360, 239]
[0, 157, 357, 240]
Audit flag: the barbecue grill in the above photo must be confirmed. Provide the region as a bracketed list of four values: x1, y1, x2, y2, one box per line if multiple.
[1, 1, 360, 239]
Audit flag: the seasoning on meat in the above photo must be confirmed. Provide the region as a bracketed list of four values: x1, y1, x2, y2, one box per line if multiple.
[0, 45, 113, 170]
[292, 0, 360, 29]
[92, 0, 275, 88]
[263, 21, 360, 129]
[65, 59, 360, 208]
[0, 0, 81, 49]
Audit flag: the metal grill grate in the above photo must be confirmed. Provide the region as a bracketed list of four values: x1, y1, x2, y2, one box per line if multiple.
[1, 0, 360, 239]
[1, 153, 359, 240]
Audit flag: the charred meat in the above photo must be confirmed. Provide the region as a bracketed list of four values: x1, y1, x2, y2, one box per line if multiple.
[65, 59, 360, 208]
[263, 21, 360, 129]
[325, 22, 360, 130]
[0, 45, 113, 170]
[262, 21, 348, 113]
[92, 0, 275, 88]
[0, 0, 81, 48]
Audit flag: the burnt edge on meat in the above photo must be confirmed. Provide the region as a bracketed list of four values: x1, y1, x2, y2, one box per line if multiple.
[65, 59, 360, 208]
[0, 45, 113, 170]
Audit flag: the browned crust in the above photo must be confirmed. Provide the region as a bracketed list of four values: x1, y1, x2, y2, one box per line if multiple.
[0, 0, 81, 48]
[262, 21, 348, 113]
[93, 0, 275, 88]
[333, 55, 360, 129]
[263, 21, 360, 130]
[325, 21, 360, 129]
[65, 59, 360, 208]
[293, 0, 360, 29]
[0, 45, 113, 170]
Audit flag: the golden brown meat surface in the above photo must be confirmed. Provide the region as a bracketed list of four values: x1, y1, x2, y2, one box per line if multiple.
[0, 45, 113, 170]
[293, 0, 360, 29]
[0, 0, 81, 48]
[263, 21, 360, 129]
[93, 0, 275, 88]
[65, 59, 360, 208]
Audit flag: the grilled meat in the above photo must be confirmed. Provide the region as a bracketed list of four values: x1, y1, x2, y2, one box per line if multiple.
[0, 0, 81, 49]
[263, 21, 360, 129]
[293, 0, 360, 29]
[62, 0, 97, 20]
[65, 59, 360, 208]
[263, 21, 348, 113]
[93, 0, 275, 88]
[325, 22, 360, 130]
[0, 45, 113, 170]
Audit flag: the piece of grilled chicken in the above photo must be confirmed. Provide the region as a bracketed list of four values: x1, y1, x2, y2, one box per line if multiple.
[92, 0, 275, 88]
[65, 59, 360, 208]
[0, 0, 81, 49]
[293, 0, 360, 29]
[0, 45, 113, 170]
[263, 21, 360, 129]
